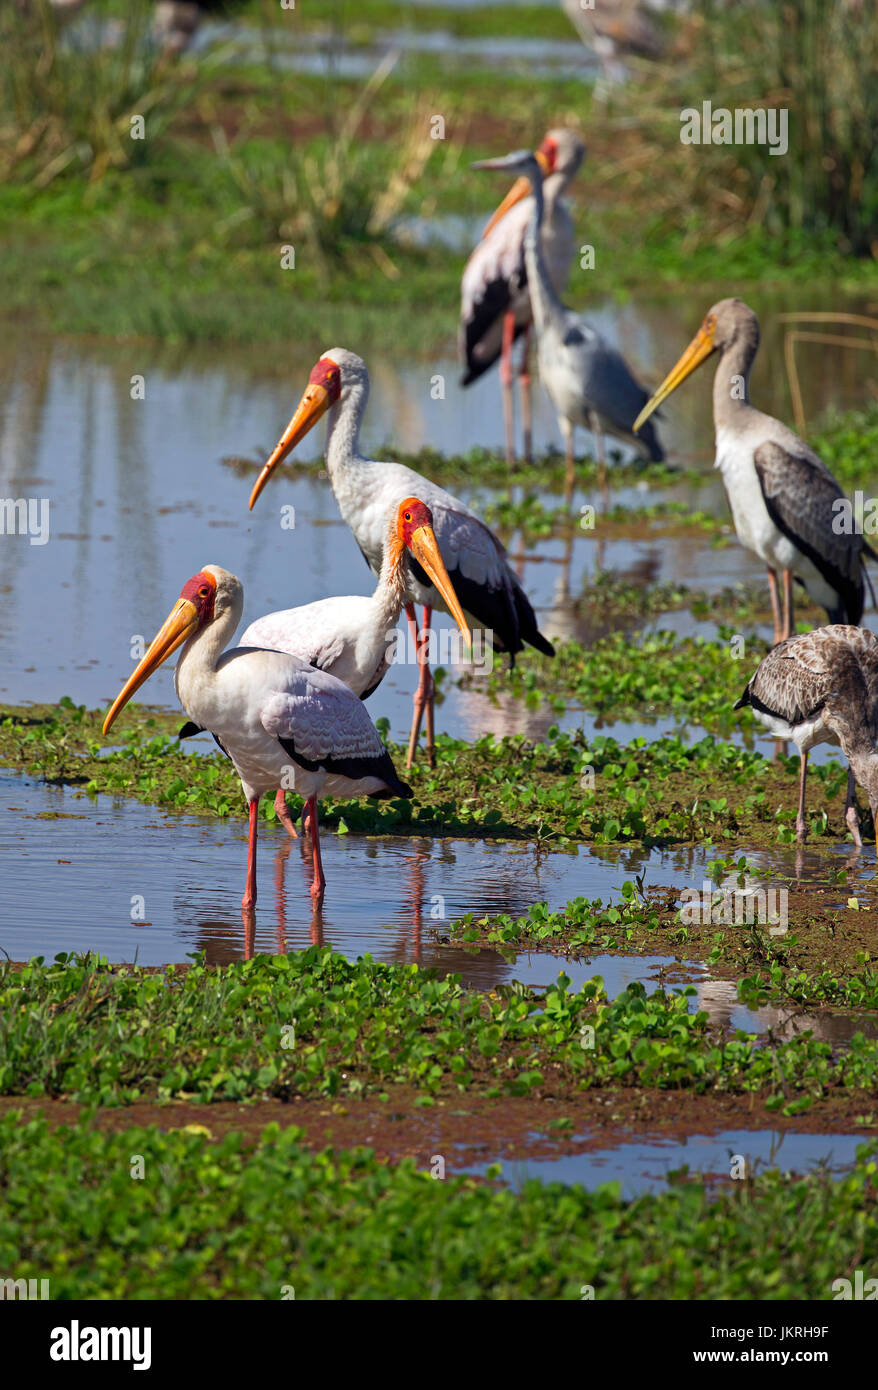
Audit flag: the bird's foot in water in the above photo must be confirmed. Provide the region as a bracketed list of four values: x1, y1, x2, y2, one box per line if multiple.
[795, 815, 808, 844]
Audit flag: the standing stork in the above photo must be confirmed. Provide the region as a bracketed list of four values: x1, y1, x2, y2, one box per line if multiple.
[247, 348, 555, 767]
[633, 297, 874, 643]
[471, 147, 664, 497]
[238, 497, 470, 835]
[103, 565, 412, 908]
[460, 128, 585, 465]
[734, 625, 878, 850]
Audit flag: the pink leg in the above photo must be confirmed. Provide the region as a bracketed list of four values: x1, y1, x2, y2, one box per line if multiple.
[307, 796, 326, 903]
[406, 605, 434, 768]
[500, 309, 516, 466]
[242, 797, 259, 910]
[518, 324, 532, 464]
[782, 568, 794, 641]
[767, 569, 782, 646]
[273, 787, 299, 839]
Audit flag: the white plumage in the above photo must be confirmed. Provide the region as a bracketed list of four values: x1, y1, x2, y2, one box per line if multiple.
[635, 297, 872, 642]
[460, 128, 585, 464]
[103, 565, 411, 909]
[247, 349, 554, 766]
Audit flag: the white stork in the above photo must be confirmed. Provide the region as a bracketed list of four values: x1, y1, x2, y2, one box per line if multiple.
[236, 497, 470, 835]
[460, 128, 585, 464]
[247, 348, 556, 766]
[735, 625, 878, 850]
[634, 297, 874, 643]
[471, 146, 664, 497]
[103, 565, 412, 908]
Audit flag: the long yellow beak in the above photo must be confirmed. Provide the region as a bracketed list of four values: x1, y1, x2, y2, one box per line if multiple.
[103, 598, 200, 735]
[481, 149, 551, 240]
[633, 325, 717, 435]
[248, 382, 331, 511]
[408, 524, 472, 651]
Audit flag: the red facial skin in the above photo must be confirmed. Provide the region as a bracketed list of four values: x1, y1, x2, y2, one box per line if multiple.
[180, 570, 217, 627]
[398, 498, 435, 547]
[537, 135, 558, 171]
[309, 357, 343, 403]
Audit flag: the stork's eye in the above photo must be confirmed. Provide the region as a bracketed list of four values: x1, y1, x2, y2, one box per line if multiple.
[404, 512, 412, 522]
[198, 586, 210, 599]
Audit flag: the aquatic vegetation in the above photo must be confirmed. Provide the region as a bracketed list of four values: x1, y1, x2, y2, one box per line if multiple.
[2, 1110, 876, 1299]
[0, 703, 862, 851]
[462, 632, 754, 730]
[4, 949, 878, 1109]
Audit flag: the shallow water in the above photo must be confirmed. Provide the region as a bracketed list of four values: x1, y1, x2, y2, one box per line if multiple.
[459, 1129, 873, 1196]
[1, 299, 875, 743]
[2, 771, 873, 999]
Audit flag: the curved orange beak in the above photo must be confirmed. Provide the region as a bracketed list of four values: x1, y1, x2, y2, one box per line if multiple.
[633, 322, 717, 435]
[408, 524, 472, 651]
[103, 598, 200, 735]
[248, 381, 331, 511]
[481, 148, 551, 240]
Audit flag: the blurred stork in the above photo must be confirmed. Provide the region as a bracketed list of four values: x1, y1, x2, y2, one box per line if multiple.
[238, 497, 470, 834]
[735, 625, 878, 849]
[460, 128, 585, 465]
[634, 298, 874, 642]
[247, 348, 555, 766]
[103, 565, 411, 908]
[472, 147, 664, 496]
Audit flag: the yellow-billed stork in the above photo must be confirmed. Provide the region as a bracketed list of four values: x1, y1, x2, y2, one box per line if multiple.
[633, 297, 874, 643]
[247, 348, 555, 766]
[471, 147, 664, 497]
[237, 497, 470, 834]
[103, 565, 412, 908]
[460, 128, 585, 464]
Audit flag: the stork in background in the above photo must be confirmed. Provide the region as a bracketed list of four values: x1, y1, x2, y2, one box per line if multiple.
[238, 497, 470, 834]
[734, 625, 878, 850]
[103, 565, 412, 909]
[247, 348, 556, 767]
[471, 147, 664, 498]
[460, 129, 585, 466]
[633, 298, 875, 643]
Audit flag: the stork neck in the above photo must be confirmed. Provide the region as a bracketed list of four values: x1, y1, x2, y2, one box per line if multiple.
[175, 596, 242, 704]
[523, 172, 566, 337]
[371, 529, 409, 628]
[325, 375, 370, 481]
[712, 335, 757, 432]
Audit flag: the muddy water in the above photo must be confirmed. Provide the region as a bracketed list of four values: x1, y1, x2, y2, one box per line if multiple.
[460, 1129, 872, 1195]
